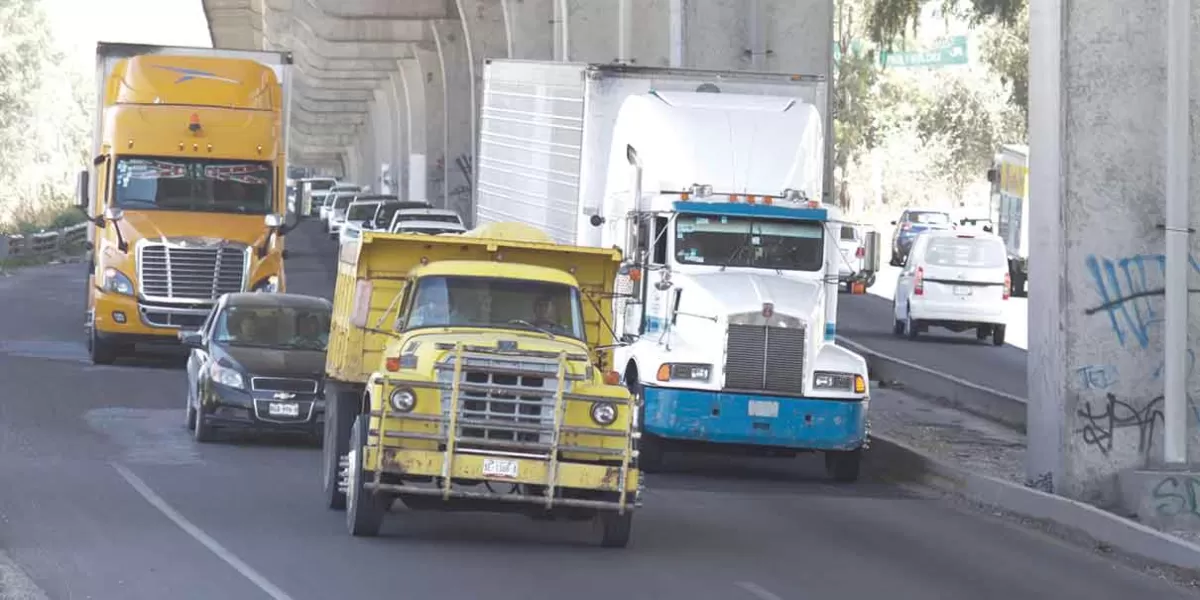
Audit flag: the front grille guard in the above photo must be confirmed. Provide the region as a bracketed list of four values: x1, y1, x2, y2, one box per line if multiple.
[367, 343, 638, 512]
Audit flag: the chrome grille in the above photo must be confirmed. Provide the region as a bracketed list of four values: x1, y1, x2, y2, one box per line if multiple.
[251, 377, 319, 394]
[438, 355, 562, 451]
[137, 242, 248, 301]
[724, 324, 807, 392]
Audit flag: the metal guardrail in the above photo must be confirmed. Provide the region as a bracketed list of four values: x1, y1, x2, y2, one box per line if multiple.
[0, 222, 88, 261]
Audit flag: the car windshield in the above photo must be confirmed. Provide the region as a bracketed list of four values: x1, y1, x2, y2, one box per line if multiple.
[923, 236, 1007, 269]
[347, 202, 380, 222]
[212, 305, 332, 350]
[674, 213, 824, 272]
[908, 211, 951, 225]
[333, 194, 354, 210]
[113, 157, 273, 214]
[401, 276, 586, 341]
[397, 226, 463, 235]
[311, 180, 334, 191]
[398, 212, 460, 224]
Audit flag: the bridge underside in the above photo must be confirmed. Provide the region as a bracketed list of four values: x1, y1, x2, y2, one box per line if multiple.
[202, 0, 830, 218]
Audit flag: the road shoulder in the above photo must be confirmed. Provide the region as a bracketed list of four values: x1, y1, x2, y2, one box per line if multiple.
[0, 550, 49, 600]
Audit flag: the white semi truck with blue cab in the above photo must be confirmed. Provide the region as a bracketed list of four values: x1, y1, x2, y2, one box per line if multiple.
[473, 59, 881, 481]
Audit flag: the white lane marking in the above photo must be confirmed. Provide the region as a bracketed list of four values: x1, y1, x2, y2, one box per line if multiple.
[0, 550, 50, 600]
[734, 581, 785, 600]
[111, 463, 295, 600]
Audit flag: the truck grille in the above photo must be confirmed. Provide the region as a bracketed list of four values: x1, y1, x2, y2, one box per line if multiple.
[439, 355, 561, 452]
[724, 324, 806, 393]
[137, 242, 248, 301]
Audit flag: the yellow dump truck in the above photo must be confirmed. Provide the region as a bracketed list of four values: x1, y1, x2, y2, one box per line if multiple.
[321, 222, 642, 547]
[78, 42, 294, 364]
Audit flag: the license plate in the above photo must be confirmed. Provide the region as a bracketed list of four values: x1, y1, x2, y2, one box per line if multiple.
[953, 285, 972, 296]
[267, 402, 300, 417]
[481, 458, 519, 479]
[748, 400, 779, 418]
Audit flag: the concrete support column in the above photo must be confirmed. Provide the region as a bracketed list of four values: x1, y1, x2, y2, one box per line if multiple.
[398, 57, 428, 203]
[345, 145, 361, 185]
[388, 72, 411, 201]
[501, 0, 554, 59]
[431, 20, 473, 222]
[372, 88, 395, 194]
[376, 86, 400, 195]
[455, 0, 508, 196]
[561, 0, 668, 65]
[1027, 0, 1200, 510]
[412, 40, 448, 209]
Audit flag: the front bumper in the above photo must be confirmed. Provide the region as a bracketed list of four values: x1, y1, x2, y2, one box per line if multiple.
[200, 383, 325, 434]
[642, 385, 867, 451]
[93, 290, 213, 340]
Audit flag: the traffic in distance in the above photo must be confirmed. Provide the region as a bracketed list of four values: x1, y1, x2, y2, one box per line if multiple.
[74, 42, 1019, 553]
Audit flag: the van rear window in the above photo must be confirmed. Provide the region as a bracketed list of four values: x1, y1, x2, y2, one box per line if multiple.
[924, 237, 1007, 269]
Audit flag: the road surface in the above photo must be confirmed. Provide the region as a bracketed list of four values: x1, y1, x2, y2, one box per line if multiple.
[0, 222, 1186, 600]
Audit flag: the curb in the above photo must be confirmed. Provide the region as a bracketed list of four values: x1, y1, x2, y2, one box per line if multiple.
[839, 335, 1028, 432]
[864, 433, 1200, 572]
[0, 550, 48, 600]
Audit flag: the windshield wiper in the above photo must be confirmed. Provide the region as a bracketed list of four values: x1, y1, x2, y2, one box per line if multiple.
[507, 319, 555, 339]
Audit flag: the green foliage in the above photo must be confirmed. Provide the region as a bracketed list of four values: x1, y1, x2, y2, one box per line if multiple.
[0, 197, 84, 235]
[834, 0, 882, 208]
[867, 0, 1026, 49]
[913, 75, 1001, 194]
[980, 3, 1029, 123]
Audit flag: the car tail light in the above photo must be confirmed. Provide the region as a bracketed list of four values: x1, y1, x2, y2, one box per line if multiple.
[855, 246, 865, 258]
[1003, 272, 1011, 300]
[914, 267, 925, 295]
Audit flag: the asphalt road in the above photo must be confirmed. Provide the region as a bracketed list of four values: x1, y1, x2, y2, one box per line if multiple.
[838, 263, 1029, 398]
[0, 221, 1188, 600]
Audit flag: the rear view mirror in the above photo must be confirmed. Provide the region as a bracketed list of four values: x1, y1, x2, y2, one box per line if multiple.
[862, 231, 881, 274]
[75, 169, 89, 209]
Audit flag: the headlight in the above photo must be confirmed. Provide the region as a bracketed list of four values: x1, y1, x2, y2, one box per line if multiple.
[102, 267, 134, 296]
[656, 363, 711, 382]
[389, 388, 416, 412]
[590, 401, 617, 426]
[253, 275, 280, 293]
[210, 363, 245, 389]
[813, 371, 867, 394]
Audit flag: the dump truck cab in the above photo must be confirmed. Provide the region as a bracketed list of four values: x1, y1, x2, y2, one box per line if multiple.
[322, 222, 641, 547]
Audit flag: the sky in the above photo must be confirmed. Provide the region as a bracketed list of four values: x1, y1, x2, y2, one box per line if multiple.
[44, 0, 213, 70]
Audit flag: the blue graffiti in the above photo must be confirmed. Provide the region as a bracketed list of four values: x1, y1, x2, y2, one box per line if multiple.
[1077, 365, 1119, 390]
[1084, 254, 1200, 348]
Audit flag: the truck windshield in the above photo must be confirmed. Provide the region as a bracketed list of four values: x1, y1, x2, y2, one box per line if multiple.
[674, 213, 824, 272]
[402, 276, 586, 341]
[212, 305, 332, 351]
[113, 157, 273, 214]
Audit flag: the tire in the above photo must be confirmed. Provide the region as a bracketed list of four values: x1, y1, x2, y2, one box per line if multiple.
[864, 273, 876, 289]
[628, 377, 664, 473]
[595, 510, 633, 548]
[905, 309, 919, 340]
[975, 326, 990, 341]
[88, 326, 118, 366]
[192, 395, 215, 443]
[185, 383, 197, 431]
[346, 415, 387, 537]
[825, 448, 862, 482]
[992, 325, 1007, 346]
[892, 302, 904, 337]
[323, 385, 359, 511]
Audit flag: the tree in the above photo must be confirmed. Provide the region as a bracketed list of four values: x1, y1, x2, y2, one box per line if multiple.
[914, 74, 1000, 196]
[867, 0, 1026, 49]
[833, 0, 881, 210]
[980, 3, 1028, 124]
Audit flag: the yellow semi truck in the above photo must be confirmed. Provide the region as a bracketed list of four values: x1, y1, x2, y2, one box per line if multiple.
[322, 222, 642, 546]
[78, 42, 295, 364]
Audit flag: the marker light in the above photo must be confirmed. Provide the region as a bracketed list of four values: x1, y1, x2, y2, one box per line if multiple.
[188, 113, 201, 133]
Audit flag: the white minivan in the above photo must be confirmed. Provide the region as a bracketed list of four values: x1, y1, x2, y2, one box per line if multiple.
[891, 229, 1011, 345]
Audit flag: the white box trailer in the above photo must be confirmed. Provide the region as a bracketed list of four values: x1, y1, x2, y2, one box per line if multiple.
[474, 60, 832, 246]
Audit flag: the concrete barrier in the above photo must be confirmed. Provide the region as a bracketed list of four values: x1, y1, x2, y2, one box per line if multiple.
[0, 222, 88, 262]
[839, 336, 1028, 432]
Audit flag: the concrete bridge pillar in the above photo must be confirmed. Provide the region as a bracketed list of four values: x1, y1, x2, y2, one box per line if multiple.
[1027, 0, 1200, 524]
[398, 57, 428, 203]
[412, 39, 448, 208]
[387, 72, 411, 200]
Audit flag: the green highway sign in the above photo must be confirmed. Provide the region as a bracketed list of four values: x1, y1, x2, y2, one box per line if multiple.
[834, 35, 969, 68]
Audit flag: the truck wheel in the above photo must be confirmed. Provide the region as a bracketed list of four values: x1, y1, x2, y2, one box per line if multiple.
[346, 415, 386, 537]
[992, 325, 1007, 346]
[628, 377, 664, 473]
[824, 448, 861, 482]
[323, 385, 358, 510]
[89, 327, 118, 365]
[595, 510, 633, 548]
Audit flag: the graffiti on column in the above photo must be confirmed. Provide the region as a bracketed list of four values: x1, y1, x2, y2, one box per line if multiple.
[451, 154, 473, 224]
[1082, 253, 1200, 348]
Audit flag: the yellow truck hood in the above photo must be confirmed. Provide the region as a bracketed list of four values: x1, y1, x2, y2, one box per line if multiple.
[116, 210, 273, 247]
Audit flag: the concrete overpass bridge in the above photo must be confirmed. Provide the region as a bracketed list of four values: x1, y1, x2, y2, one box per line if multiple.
[201, 0, 832, 218]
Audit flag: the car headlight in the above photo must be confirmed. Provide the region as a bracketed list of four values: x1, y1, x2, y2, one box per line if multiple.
[813, 371, 867, 394]
[102, 267, 134, 296]
[253, 275, 280, 293]
[389, 388, 416, 412]
[590, 401, 617, 426]
[655, 363, 711, 382]
[210, 363, 245, 390]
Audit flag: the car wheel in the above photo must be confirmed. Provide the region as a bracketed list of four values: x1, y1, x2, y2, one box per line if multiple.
[992, 325, 1007, 346]
[193, 398, 215, 443]
[185, 383, 197, 431]
[905, 308, 919, 340]
[892, 302, 904, 336]
[975, 326, 990, 341]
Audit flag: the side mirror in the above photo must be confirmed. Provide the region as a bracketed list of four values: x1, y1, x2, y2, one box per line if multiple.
[983, 225, 994, 233]
[862, 231, 881, 273]
[103, 207, 124, 222]
[264, 213, 284, 228]
[986, 168, 998, 183]
[889, 220, 897, 225]
[75, 170, 89, 209]
[178, 330, 204, 348]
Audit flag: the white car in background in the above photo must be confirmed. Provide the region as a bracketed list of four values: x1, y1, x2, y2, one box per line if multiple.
[325, 192, 359, 238]
[338, 198, 387, 245]
[388, 208, 464, 232]
[390, 220, 467, 236]
[891, 229, 1011, 345]
[836, 224, 874, 291]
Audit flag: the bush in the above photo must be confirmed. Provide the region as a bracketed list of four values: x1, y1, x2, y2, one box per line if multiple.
[1, 198, 86, 236]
